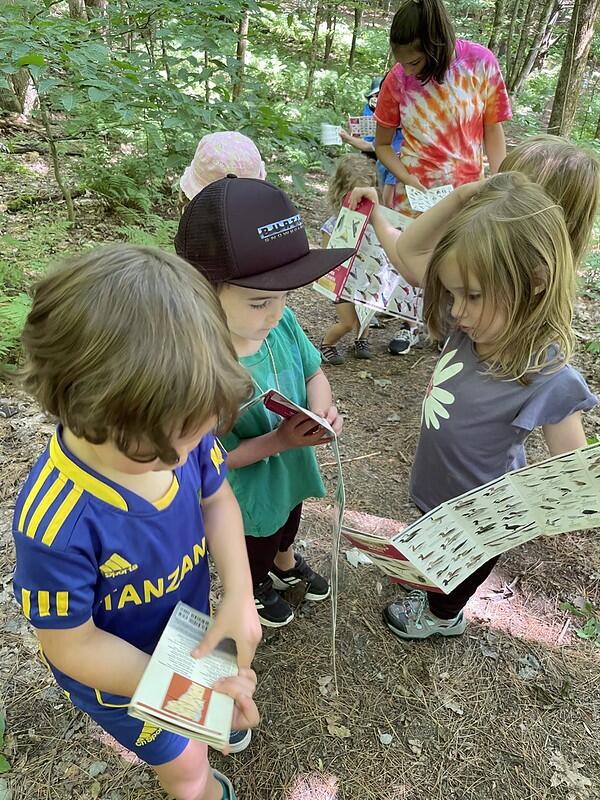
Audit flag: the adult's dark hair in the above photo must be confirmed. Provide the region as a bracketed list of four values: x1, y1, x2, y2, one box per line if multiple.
[389, 0, 456, 84]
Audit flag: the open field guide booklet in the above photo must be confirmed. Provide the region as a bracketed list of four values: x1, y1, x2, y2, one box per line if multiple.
[129, 603, 238, 750]
[342, 442, 600, 594]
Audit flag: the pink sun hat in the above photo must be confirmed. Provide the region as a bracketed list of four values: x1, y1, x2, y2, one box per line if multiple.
[179, 131, 267, 200]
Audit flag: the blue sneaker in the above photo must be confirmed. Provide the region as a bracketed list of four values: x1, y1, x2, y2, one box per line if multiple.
[213, 769, 237, 799]
[228, 728, 252, 753]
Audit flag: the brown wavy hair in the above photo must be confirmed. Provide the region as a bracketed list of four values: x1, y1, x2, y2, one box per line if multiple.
[389, 0, 456, 84]
[424, 173, 575, 382]
[500, 134, 600, 266]
[21, 244, 252, 462]
[327, 154, 377, 213]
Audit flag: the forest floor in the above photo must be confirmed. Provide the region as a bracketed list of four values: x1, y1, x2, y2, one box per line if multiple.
[0, 133, 599, 800]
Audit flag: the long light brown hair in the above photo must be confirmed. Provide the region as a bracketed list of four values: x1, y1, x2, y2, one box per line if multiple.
[500, 134, 600, 266]
[22, 244, 252, 462]
[327, 154, 377, 214]
[424, 172, 575, 382]
[389, 0, 455, 84]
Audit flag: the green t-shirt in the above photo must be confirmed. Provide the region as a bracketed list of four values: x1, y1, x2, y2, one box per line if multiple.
[220, 307, 326, 537]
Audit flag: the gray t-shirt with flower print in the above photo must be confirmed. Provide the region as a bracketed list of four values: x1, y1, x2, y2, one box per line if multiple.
[410, 331, 598, 512]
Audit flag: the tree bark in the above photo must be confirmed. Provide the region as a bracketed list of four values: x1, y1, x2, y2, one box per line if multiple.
[232, 8, 250, 100]
[348, 4, 363, 68]
[487, 0, 506, 53]
[68, 0, 87, 19]
[548, 0, 600, 135]
[504, 0, 523, 80]
[304, 1, 324, 100]
[510, 0, 557, 96]
[507, 0, 536, 90]
[323, 3, 337, 63]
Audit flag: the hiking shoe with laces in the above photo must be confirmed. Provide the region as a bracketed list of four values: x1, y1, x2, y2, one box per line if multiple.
[353, 339, 372, 359]
[388, 326, 419, 355]
[383, 590, 466, 640]
[254, 577, 294, 627]
[320, 342, 345, 365]
[270, 553, 330, 601]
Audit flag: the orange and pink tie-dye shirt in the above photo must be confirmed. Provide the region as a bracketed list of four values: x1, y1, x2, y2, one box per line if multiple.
[375, 40, 511, 213]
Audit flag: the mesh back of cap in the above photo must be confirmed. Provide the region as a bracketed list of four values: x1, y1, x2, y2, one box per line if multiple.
[175, 180, 235, 283]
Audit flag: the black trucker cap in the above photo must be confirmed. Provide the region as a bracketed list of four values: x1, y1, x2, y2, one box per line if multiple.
[174, 175, 355, 291]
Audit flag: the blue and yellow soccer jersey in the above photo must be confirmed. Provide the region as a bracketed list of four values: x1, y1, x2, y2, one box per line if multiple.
[12, 427, 227, 712]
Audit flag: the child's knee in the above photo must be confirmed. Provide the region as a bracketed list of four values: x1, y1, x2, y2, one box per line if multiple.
[154, 740, 214, 800]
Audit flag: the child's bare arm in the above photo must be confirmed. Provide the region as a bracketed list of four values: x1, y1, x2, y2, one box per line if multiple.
[339, 128, 375, 152]
[542, 412, 587, 456]
[349, 181, 486, 287]
[375, 125, 423, 190]
[195, 482, 261, 670]
[36, 621, 150, 698]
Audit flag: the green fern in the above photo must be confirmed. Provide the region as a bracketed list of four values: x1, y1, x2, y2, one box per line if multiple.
[0, 293, 31, 365]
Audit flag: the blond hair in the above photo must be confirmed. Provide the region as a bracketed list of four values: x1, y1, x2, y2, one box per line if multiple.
[327, 154, 377, 213]
[500, 134, 600, 266]
[22, 244, 252, 462]
[424, 172, 575, 382]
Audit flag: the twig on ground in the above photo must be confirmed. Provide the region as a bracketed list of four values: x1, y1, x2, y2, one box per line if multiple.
[320, 450, 381, 468]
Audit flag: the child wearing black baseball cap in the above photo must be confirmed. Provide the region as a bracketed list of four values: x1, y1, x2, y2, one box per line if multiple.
[176, 176, 353, 629]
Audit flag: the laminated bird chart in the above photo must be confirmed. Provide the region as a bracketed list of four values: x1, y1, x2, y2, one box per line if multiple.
[313, 195, 422, 328]
[342, 442, 600, 594]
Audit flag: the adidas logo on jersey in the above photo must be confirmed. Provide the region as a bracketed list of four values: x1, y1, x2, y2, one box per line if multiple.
[99, 553, 139, 578]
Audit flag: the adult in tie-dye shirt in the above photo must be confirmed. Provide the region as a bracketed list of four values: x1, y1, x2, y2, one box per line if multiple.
[375, 0, 511, 214]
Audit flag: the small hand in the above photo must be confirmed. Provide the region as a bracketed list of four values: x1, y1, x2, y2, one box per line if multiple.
[348, 186, 379, 210]
[457, 178, 488, 204]
[214, 668, 260, 754]
[404, 174, 426, 191]
[339, 127, 352, 143]
[192, 593, 262, 670]
[310, 404, 343, 436]
[275, 413, 333, 450]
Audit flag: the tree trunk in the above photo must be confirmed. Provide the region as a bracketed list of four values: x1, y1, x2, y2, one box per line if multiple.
[533, 0, 562, 71]
[348, 4, 363, 68]
[232, 8, 250, 100]
[548, 0, 600, 136]
[487, 0, 505, 53]
[11, 69, 38, 118]
[504, 0, 523, 79]
[507, 0, 536, 90]
[323, 3, 337, 63]
[68, 0, 87, 19]
[595, 111, 600, 138]
[304, 1, 324, 100]
[510, 0, 557, 96]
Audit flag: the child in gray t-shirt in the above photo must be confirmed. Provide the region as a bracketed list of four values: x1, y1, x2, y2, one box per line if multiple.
[349, 170, 598, 640]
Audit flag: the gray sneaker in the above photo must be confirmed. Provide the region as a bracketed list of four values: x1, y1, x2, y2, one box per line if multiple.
[320, 342, 345, 365]
[383, 590, 466, 640]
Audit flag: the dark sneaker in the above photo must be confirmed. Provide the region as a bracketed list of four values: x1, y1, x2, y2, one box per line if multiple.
[270, 553, 330, 601]
[382, 590, 466, 640]
[388, 326, 419, 355]
[228, 728, 252, 753]
[320, 343, 345, 365]
[353, 339, 372, 359]
[213, 770, 237, 799]
[254, 577, 294, 627]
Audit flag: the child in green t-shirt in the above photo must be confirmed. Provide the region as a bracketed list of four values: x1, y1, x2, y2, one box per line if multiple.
[176, 176, 352, 627]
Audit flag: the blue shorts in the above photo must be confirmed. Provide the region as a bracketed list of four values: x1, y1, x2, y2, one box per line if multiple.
[72, 695, 189, 766]
[376, 160, 398, 186]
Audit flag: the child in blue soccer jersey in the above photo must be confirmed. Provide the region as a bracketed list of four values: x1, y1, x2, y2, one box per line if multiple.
[12, 245, 262, 800]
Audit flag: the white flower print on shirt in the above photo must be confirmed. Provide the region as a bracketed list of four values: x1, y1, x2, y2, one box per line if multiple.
[422, 348, 464, 430]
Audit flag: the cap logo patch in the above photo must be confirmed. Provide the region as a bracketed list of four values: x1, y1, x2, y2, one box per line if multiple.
[257, 213, 303, 241]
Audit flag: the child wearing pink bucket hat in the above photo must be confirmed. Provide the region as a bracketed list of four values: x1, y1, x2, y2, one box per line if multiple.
[179, 131, 267, 209]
